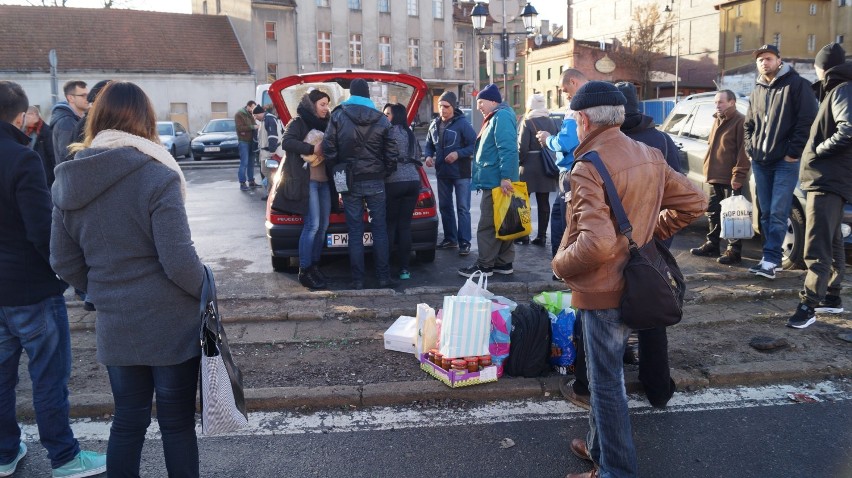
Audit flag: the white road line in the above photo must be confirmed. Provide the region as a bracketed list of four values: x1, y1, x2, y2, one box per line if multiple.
[19, 381, 852, 443]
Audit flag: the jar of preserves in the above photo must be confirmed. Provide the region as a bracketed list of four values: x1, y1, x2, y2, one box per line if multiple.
[451, 359, 467, 375]
[441, 356, 452, 370]
[464, 357, 479, 373]
[478, 355, 492, 367]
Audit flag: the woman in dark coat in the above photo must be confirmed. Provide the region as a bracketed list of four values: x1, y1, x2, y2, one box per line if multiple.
[24, 106, 56, 188]
[517, 93, 558, 246]
[279, 90, 332, 289]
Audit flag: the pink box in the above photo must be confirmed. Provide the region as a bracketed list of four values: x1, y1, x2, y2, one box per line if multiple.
[418, 353, 498, 388]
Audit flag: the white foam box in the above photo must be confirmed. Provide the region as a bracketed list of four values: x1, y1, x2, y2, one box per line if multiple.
[383, 315, 417, 354]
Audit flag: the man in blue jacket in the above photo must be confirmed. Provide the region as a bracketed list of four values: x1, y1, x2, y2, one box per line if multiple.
[0, 81, 107, 478]
[424, 91, 477, 256]
[458, 84, 519, 277]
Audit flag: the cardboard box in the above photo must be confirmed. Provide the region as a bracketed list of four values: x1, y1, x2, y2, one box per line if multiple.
[419, 353, 498, 388]
[383, 316, 417, 354]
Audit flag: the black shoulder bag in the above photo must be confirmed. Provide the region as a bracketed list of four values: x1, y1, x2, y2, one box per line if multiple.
[580, 151, 686, 330]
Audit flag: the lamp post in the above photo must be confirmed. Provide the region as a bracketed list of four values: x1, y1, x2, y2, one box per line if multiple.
[470, 1, 538, 95]
[664, 0, 682, 102]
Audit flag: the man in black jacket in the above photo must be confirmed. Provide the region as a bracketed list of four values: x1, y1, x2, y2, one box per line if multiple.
[744, 44, 818, 279]
[323, 79, 400, 290]
[788, 43, 852, 328]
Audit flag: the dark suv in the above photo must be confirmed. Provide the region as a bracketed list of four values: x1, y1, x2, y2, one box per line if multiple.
[660, 92, 852, 269]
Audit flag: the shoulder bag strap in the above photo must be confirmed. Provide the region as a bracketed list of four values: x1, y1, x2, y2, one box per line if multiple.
[580, 151, 638, 248]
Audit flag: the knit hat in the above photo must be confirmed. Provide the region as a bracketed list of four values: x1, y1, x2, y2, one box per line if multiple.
[527, 93, 546, 111]
[614, 82, 640, 115]
[753, 44, 781, 59]
[438, 91, 458, 107]
[477, 83, 502, 103]
[815, 43, 846, 71]
[252, 105, 264, 115]
[350, 79, 370, 98]
[569, 81, 627, 111]
[87, 80, 112, 103]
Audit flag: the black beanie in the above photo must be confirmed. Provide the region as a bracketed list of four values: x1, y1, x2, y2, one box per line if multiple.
[477, 84, 502, 103]
[570, 81, 627, 111]
[815, 43, 846, 71]
[438, 91, 457, 107]
[87, 80, 112, 103]
[252, 105, 264, 114]
[350, 79, 370, 98]
[614, 82, 640, 115]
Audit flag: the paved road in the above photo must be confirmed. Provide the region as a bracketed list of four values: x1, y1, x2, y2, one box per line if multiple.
[10, 381, 852, 477]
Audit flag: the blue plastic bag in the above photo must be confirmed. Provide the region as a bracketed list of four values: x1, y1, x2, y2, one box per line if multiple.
[549, 308, 576, 369]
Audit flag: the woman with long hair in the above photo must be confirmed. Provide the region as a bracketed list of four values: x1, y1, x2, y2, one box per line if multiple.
[517, 93, 558, 246]
[383, 103, 422, 280]
[51, 81, 204, 477]
[280, 89, 332, 289]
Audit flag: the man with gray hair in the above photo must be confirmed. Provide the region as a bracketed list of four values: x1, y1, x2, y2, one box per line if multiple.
[552, 81, 705, 478]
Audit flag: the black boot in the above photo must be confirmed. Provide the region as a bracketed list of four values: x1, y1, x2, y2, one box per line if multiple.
[307, 265, 327, 288]
[298, 268, 324, 289]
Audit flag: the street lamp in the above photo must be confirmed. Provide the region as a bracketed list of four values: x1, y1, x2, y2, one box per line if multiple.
[664, 0, 682, 102]
[470, 1, 538, 95]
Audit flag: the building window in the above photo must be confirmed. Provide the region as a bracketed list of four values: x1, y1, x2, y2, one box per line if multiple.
[547, 68, 551, 80]
[202, 1, 207, 14]
[536, 70, 541, 81]
[513, 85, 521, 106]
[378, 0, 390, 13]
[265, 22, 276, 41]
[408, 0, 418, 16]
[807, 34, 816, 51]
[736, 5, 742, 16]
[266, 63, 277, 83]
[349, 34, 363, 65]
[433, 40, 444, 68]
[841, 0, 848, 6]
[316, 0, 329, 6]
[317, 31, 332, 64]
[216, 0, 221, 14]
[211, 102, 228, 119]
[809, 3, 817, 14]
[408, 38, 420, 67]
[774, 1, 781, 13]
[433, 0, 443, 18]
[773, 33, 781, 49]
[453, 41, 464, 70]
[734, 35, 742, 52]
[838, 34, 845, 43]
[379, 36, 392, 66]
[348, 0, 361, 9]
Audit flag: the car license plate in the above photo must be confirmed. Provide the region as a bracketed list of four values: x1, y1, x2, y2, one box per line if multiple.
[327, 233, 373, 247]
[204, 146, 221, 152]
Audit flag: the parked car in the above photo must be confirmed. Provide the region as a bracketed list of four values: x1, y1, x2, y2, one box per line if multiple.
[157, 121, 192, 159]
[191, 118, 239, 160]
[660, 92, 852, 269]
[264, 70, 439, 272]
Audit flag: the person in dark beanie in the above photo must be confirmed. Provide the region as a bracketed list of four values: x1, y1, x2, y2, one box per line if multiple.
[424, 90, 476, 255]
[458, 83, 519, 278]
[787, 43, 852, 328]
[323, 78, 400, 289]
[744, 44, 818, 279]
[554, 81, 706, 478]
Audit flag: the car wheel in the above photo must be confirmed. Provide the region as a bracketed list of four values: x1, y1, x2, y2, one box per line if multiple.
[193, 153, 202, 161]
[781, 206, 805, 270]
[170, 145, 177, 159]
[185, 149, 194, 160]
[415, 249, 436, 263]
[272, 256, 298, 273]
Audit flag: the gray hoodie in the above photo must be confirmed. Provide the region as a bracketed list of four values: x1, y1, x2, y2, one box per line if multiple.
[51, 145, 203, 366]
[49, 102, 80, 163]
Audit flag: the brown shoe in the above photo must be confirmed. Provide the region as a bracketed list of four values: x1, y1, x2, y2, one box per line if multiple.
[570, 438, 592, 462]
[560, 379, 591, 410]
[690, 241, 720, 257]
[717, 249, 742, 265]
[566, 468, 597, 478]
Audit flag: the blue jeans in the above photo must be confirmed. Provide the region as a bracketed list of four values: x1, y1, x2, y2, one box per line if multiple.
[0, 295, 79, 469]
[752, 159, 799, 266]
[298, 181, 332, 269]
[550, 192, 566, 258]
[342, 179, 390, 282]
[581, 308, 638, 478]
[237, 142, 254, 184]
[437, 177, 472, 245]
[106, 356, 200, 478]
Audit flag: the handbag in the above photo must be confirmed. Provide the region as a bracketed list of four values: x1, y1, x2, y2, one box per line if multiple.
[527, 119, 560, 178]
[199, 265, 249, 435]
[580, 151, 685, 330]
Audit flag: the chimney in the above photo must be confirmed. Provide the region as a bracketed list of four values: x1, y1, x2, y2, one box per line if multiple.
[540, 19, 549, 36]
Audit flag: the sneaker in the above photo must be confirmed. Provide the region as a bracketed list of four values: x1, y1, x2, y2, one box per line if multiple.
[787, 303, 816, 329]
[377, 278, 399, 289]
[493, 263, 513, 275]
[815, 295, 844, 313]
[690, 241, 720, 257]
[0, 442, 27, 477]
[716, 249, 741, 265]
[248, 182, 262, 189]
[514, 236, 530, 245]
[82, 301, 96, 312]
[239, 182, 249, 191]
[399, 269, 411, 280]
[458, 243, 471, 256]
[52, 450, 106, 478]
[458, 263, 493, 277]
[437, 240, 458, 249]
[748, 260, 782, 274]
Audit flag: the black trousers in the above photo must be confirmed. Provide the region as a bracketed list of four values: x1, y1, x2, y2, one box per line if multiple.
[706, 183, 742, 253]
[801, 190, 846, 305]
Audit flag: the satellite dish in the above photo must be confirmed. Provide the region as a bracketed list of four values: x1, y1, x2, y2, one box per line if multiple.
[547, 34, 553, 42]
[534, 34, 543, 46]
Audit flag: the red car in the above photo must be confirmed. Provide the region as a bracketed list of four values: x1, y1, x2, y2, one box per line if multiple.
[264, 70, 438, 272]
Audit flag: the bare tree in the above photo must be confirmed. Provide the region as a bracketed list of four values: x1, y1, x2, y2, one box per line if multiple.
[612, 2, 672, 99]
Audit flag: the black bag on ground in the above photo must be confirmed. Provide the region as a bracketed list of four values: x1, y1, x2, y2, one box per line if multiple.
[504, 303, 552, 378]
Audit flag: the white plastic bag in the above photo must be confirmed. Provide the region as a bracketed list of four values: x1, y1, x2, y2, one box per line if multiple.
[415, 303, 438, 358]
[720, 195, 754, 239]
[458, 270, 494, 300]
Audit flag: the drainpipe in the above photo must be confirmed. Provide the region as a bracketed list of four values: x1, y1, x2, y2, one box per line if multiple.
[293, 7, 301, 75]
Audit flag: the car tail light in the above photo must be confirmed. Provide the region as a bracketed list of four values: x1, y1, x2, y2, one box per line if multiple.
[414, 168, 438, 218]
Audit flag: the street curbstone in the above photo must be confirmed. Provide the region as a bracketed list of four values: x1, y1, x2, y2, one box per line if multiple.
[705, 359, 852, 387]
[246, 385, 361, 410]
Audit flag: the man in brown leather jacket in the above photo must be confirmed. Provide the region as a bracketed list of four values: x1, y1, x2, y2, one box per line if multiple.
[554, 82, 706, 478]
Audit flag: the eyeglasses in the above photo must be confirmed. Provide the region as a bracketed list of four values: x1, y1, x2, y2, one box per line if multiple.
[69, 94, 88, 99]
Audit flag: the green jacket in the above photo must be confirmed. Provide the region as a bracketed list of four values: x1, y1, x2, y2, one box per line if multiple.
[472, 103, 519, 190]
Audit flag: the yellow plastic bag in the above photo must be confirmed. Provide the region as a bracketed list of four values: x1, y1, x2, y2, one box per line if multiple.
[492, 181, 532, 241]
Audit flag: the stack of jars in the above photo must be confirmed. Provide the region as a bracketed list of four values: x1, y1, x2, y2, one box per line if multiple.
[427, 349, 492, 374]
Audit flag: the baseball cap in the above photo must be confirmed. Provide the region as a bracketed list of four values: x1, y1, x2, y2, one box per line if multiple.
[754, 44, 781, 59]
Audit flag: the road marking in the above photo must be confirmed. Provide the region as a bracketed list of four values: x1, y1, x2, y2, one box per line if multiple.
[20, 381, 852, 442]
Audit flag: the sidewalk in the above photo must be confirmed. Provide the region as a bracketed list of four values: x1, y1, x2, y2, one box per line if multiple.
[15, 272, 851, 419]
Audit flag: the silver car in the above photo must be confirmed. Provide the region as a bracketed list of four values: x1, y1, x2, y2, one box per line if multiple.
[157, 121, 192, 159]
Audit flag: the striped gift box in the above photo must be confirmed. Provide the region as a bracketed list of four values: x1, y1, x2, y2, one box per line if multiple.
[439, 295, 491, 358]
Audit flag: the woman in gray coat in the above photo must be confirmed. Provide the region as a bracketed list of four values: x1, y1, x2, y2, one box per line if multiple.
[51, 81, 204, 478]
